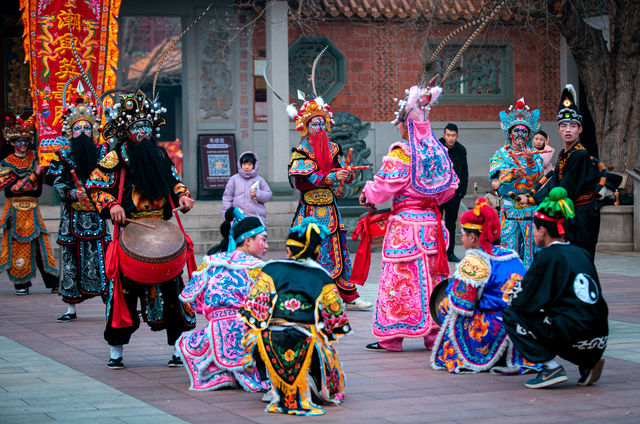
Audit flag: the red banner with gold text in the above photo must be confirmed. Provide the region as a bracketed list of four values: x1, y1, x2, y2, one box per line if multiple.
[20, 0, 121, 165]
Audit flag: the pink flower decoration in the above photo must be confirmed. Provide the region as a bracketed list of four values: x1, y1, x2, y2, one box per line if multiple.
[284, 298, 301, 312]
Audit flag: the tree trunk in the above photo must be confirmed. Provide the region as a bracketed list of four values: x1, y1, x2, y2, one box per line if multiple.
[553, 0, 640, 172]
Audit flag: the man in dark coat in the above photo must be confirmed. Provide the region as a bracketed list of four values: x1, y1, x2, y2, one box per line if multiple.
[518, 85, 601, 259]
[439, 123, 468, 262]
[504, 187, 608, 389]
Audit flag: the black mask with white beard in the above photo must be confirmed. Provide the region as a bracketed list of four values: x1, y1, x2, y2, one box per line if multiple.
[70, 133, 100, 181]
[126, 138, 173, 201]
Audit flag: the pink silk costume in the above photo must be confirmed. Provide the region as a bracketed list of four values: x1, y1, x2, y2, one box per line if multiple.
[363, 119, 458, 351]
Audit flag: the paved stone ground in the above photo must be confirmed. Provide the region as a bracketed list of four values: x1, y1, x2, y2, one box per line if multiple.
[1, 247, 639, 423]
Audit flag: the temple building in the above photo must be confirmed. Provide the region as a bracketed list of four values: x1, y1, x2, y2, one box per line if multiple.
[1, 0, 586, 199]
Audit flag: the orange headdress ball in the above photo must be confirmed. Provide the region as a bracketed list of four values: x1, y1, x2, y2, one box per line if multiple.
[460, 198, 500, 253]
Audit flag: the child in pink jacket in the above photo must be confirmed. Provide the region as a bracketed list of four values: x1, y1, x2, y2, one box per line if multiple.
[222, 151, 272, 224]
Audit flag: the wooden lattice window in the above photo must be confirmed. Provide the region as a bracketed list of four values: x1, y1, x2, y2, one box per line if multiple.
[427, 40, 513, 105]
[288, 36, 346, 103]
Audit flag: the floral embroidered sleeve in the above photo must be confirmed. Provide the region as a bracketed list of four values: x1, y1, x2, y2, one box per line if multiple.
[363, 146, 410, 204]
[173, 182, 190, 199]
[448, 253, 490, 316]
[240, 271, 277, 331]
[490, 148, 544, 196]
[87, 168, 118, 215]
[288, 151, 333, 188]
[315, 283, 351, 343]
[86, 151, 120, 217]
[0, 168, 17, 190]
[10, 171, 39, 193]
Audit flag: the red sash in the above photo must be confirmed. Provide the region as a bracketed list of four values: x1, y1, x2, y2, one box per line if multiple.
[350, 207, 391, 286]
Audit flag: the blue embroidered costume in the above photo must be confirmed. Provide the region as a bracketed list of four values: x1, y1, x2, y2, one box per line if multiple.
[489, 98, 543, 268]
[431, 246, 541, 374]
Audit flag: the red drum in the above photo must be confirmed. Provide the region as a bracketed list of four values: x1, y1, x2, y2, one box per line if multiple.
[363, 208, 391, 249]
[118, 218, 187, 284]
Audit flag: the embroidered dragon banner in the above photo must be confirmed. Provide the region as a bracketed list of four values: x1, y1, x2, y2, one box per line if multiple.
[20, 0, 121, 165]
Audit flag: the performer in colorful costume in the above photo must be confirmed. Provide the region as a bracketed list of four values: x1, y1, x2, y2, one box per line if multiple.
[489, 98, 543, 268]
[86, 90, 196, 369]
[47, 90, 110, 321]
[430, 198, 541, 374]
[0, 113, 58, 294]
[504, 187, 608, 388]
[176, 207, 270, 392]
[240, 217, 351, 416]
[287, 97, 371, 310]
[360, 82, 458, 352]
[518, 85, 602, 259]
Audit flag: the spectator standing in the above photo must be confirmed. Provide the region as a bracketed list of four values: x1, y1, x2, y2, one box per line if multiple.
[532, 130, 555, 174]
[222, 151, 272, 225]
[439, 123, 468, 263]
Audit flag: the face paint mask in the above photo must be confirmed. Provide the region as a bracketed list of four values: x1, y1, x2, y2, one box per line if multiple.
[308, 116, 326, 136]
[510, 125, 529, 148]
[72, 120, 93, 139]
[12, 138, 30, 153]
[127, 121, 153, 143]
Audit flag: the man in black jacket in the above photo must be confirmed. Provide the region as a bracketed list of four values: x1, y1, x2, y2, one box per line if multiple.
[439, 123, 468, 262]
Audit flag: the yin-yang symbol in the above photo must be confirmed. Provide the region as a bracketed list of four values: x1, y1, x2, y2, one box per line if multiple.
[573, 273, 599, 304]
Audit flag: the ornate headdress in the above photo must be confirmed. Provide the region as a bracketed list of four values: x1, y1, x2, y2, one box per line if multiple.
[101, 90, 167, 143]
[499, 98, 540, 140]
[3, 112, 35, 141]
[290, 98, 334, 136]
[556, 84, 582, 125]
[286, 217, 329, 259]
[534, 187, 575, 235]
[391, 77, 442, 125]
[61, 77, 100, 139]
[227, 207, 267, 252]
[460, 198, 501, 253]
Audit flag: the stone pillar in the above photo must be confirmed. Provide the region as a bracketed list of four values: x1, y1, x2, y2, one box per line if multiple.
[265, 0, 292, 195]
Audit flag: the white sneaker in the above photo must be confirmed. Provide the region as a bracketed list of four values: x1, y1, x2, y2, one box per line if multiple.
[261, 390, 274, 403]
[346, 298, 373, 311]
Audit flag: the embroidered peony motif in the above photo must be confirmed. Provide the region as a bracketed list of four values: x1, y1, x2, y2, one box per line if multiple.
[284, 298, 301, 312]
[277, 294, 312, 315]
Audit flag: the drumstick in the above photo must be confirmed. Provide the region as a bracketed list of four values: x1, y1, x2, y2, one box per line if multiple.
[328, 165, 372, 172]
[69, 169, 93, 209]
[336, 148, 353, 196]
[510, 149, 553, 157]
[125, 218, 156, 229]
[172, 205, 186, 213]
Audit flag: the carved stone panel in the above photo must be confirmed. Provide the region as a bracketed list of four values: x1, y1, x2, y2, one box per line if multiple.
[198, 21, 233, 121]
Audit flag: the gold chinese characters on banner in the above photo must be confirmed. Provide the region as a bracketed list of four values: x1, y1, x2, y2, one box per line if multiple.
[20, 0, 121, 165]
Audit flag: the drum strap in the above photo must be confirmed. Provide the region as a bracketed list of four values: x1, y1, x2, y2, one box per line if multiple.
[108, 167, 133, 329]
[168, 195, 197, 280]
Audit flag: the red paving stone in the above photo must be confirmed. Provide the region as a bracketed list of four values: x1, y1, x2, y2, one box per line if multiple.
[0, 252, 639, 423]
